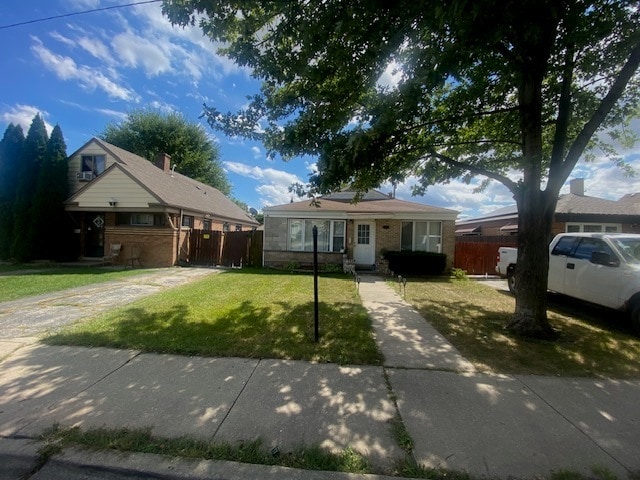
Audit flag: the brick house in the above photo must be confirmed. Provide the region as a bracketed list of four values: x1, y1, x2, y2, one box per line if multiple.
[455, 178, 640, 237]
[263, 190, 458, 271]
[64, 138, 259, 267]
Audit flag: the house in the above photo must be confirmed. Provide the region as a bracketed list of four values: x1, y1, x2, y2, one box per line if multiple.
[262, 190, 458, 271]
[455, 178, 640, 237]
[64, 138, 259, 267]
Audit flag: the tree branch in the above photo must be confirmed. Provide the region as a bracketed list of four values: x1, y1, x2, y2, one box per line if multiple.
[559, 39, 640, 182]
[549, 44, 575, 180]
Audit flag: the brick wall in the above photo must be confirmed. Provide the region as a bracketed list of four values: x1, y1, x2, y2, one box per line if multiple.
[105, 226, 178, 267]
[264, 251, 343, 268]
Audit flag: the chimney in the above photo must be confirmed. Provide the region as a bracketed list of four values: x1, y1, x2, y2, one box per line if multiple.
[155, 152, 172, 173]
[569, 178, 584, 196]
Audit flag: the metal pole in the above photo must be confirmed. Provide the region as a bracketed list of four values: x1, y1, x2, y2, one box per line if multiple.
[313, 225, 319, 342]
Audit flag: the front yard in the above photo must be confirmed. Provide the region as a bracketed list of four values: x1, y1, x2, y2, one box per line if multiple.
[45, 269, 382, 365]
[393, 277, 640, 378]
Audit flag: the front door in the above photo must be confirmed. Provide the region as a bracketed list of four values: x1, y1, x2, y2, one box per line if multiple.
[84, 213, 105, 258]
[353, 221, 375, 268]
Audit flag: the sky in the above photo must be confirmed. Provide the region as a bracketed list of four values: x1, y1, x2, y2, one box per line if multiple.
[1, 0, 639, 219]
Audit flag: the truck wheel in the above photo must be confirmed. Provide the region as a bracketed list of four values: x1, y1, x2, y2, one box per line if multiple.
[507, 269, 516, 294]
[631, 303, 640, 336]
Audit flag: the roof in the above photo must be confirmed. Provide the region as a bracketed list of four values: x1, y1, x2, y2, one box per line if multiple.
[264, 190, 458, 218]
[458, 193, 640, 225]
[68, 138, 259, 226]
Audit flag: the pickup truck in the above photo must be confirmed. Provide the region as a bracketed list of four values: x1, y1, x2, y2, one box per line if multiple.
[496, 233, 640, 334]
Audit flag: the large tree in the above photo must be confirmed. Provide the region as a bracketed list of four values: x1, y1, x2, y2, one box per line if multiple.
[100, 109, 232, 195]
[32, 125, 71, 260]
[0, 124, 25, 259]
[11, 114, 48, 261]
[163, 1, 640, 337]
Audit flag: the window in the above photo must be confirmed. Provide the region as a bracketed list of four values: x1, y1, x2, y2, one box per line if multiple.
[551, 236, 578, 256]
[288, 219, 346, 252]
[572, 238, 616, 261]
[81, 155, 106, 176]
[182, 215, 194, 228]
[131, 214, 153, 226]
[566, 223, 620, 233]
[401, 221, 442, 253]
[235, 224, 242, 232]
[357, 224, 370, 245]
[203, 219, 211, 231]
[223, 222, 230, 232]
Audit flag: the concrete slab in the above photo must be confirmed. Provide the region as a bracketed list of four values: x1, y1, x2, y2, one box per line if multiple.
[0, 437, 40, 480]
[30, 354, 258, 439]
[358, 277, 475, 371]
[0, 344, 137, 437]
[517, 375, 640, 471]
[214, 360, 402, 469]
[388, 369, 628, 478]
[34, 447, 403, 480]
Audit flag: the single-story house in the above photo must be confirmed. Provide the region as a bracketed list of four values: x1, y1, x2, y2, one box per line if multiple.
[262, 190, 458, 271]
[455, 178, 640, 237]
[64, 137, 259, 267]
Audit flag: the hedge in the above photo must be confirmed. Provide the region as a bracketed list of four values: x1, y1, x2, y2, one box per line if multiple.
[384, 251, 447, 275]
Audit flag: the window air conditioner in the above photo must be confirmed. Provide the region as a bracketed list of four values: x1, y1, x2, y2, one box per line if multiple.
[77, 171, 94, 181]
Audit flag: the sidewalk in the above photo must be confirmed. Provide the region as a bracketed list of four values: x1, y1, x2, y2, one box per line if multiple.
[1, 271, 639, 479]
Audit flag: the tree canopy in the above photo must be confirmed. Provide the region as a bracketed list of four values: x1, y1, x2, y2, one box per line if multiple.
[100, 109, 232, 195]
[163, 0, 640, 337]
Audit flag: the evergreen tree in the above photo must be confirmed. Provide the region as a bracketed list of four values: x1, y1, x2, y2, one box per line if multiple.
[32, 125, 69, 260]
[11, 114, 48, 261]
[0, 124, 25, 260]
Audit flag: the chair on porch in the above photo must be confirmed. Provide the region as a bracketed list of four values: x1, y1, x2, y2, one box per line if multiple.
[125, 243, 143, 269]
[103, 243, 122, 265]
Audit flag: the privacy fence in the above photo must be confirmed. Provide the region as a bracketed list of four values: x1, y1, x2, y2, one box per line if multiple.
[454, 236, 518, 275]
[188, 229, 263, 268]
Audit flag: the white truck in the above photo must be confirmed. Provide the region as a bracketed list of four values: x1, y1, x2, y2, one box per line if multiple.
[496, 233, 640, 334]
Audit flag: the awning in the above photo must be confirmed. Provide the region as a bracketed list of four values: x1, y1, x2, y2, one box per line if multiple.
[455, 226, 480, 235]
[500, 224, 518, 232]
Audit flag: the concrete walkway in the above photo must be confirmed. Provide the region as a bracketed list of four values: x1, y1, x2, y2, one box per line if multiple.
[1, 270, 639, 479]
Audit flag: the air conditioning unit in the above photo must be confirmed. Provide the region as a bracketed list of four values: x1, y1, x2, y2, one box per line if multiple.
[77, 171, 94, 181]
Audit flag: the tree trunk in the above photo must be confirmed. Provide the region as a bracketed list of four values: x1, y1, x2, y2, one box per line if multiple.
[506, 191, 557, 339]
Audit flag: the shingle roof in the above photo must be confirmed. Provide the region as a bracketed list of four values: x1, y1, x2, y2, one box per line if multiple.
[555, 193, 640, 216]
[76, 138, 259, 225]
[265, 190, 458, 216]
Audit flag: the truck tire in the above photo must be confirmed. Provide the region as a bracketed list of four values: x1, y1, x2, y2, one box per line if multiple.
[507, 267, 516, 294]
[631, 302, 640, 336]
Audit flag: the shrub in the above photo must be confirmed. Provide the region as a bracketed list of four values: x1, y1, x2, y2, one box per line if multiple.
[383, 251, 447, 276]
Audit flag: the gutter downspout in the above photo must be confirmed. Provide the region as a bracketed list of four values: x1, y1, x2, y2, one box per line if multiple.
[176, 209, 183, 265]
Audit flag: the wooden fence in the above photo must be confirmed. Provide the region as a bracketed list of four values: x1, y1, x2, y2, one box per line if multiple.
[454, 236, 518, 275]
[188, 229, 263, 267]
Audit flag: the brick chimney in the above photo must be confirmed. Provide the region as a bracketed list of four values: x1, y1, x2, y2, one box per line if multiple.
[155, 152, 172, 173]
[569, 178, 584, 196]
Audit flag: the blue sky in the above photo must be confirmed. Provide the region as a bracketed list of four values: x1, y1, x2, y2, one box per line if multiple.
[1, 0, 639, 219]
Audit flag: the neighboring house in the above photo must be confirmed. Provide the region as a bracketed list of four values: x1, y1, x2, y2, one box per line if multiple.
[262, 190, 458, 271]
[456, 178, 640, 237]
[64, 138, 259, 267]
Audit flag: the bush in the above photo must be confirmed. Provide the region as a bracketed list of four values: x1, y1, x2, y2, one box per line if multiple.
[383, 251, 447, 276]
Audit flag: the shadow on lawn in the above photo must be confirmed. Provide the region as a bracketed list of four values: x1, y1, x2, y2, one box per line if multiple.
[404, 278, 640, 378]
[44, 298, 381, 365]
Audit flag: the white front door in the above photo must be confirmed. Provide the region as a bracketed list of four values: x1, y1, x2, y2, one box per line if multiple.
[353, 221, 375, 267]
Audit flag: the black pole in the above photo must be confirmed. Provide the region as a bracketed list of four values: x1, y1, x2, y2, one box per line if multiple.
[313, 225, 319, 342]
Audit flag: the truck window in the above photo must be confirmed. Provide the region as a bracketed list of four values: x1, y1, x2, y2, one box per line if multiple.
[572, 238, 616, 261]
[551, 236, 578, 256]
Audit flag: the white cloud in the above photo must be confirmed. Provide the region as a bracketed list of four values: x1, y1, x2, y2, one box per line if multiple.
[49, 31, 76, 48]
[77, 36, 113, 63]
[251, 146, 261, 158]
[377, 60, 403, 91]
[0, 104, 54, 136]
[95, 108, 128, 121]
[31, 37, 138, 101]
[224, 161, 303, 206]
[112, 32, 172, 77]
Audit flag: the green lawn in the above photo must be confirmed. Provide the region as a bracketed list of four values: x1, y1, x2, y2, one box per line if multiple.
[0, 266, 149, 303]
[393, 277, 640, 378]
[45, 269, 382, 365]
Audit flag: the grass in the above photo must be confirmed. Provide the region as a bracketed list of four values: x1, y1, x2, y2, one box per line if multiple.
[44, 269, 382, 365]
[392, 277, 640, 378]
[0, 265, 149, 302]
[37, 424, 372, 475]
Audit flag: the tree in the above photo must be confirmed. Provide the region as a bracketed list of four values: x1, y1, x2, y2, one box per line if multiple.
[163, 0, 640, 338]
[32, 125, 70, 260]
[100, 109, 232, 195]
[0, 124, 25, 259]
[11, 114, 48, 261]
